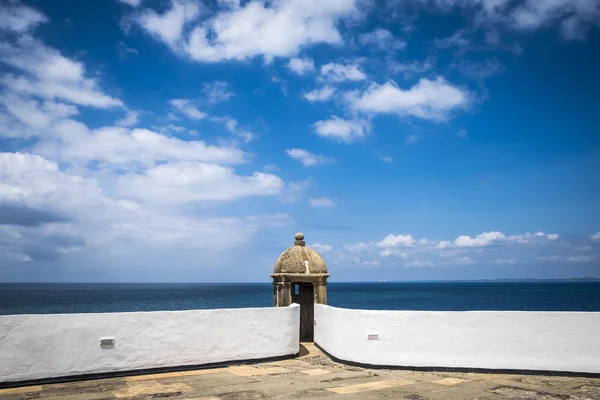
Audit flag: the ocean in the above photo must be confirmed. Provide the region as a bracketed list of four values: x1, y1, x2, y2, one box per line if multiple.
[1, 281, 599, 315]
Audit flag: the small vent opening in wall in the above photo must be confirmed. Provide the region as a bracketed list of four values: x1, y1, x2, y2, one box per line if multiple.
[367, 334, 379, 341]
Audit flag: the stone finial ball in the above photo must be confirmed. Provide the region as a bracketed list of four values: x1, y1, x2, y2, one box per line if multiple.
[295, 232, 305, 241]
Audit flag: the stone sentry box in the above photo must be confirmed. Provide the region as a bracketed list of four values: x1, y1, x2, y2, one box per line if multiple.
[272, 233, 329, 342]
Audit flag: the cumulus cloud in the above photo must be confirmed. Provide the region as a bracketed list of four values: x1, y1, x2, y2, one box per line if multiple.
[454, 231, 506, 247]
[285, 148, 334, 167]
[0, 93, 79, 138]
[0, 36, 123, 108]
[311, 243, 333, 253]
[117, 162, 285, 204]
[358, 28, 406, 51]
[320, 62, 367, 82]
[313, 116, 368, 143]
[349, 77, 470, 121]
[0, 152, 292, 267]
[133, 0, 200, 48]
[309, 197, 335, 208]
[133, 0, 357, 62]
[423, 0, 600, 40]
[590, 232, 600, 241]
[304, 86, 335, 102]
[377, 234, 415, 247]
[169, 98, 207, 120]
[288, 57, 315, 75]
[34, 120, 246, 168]
[336, 229, 577, 269]
[115, 110, 140, 127]
[0, 2, 47, 33]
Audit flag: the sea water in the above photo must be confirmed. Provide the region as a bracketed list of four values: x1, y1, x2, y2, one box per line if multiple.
[1, 281, 599, 315]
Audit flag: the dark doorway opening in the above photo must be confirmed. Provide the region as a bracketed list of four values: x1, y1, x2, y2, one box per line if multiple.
[292, 283, 314, 342]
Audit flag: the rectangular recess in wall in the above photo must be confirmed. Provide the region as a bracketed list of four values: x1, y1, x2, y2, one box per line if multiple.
[367, 334, 379, 341]
[99, 337, 115, 346]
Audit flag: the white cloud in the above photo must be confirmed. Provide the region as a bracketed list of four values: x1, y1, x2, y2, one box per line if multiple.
[491, 258, 518, 265]
[405, 260, 435, 267]
[437, 240, 451, 249]
[434, 30, 470, 49]
[0, 36, 123, 108]
[304, 86, 335, 102]
[457, 129, 468, 139]
[425, 0, 600, 40]
[320, 62, 366, 82]
[380, 248, 408, 258]
[118, 0, 143, 6]
[169, 98, 207, 120]
[133, 0, 200, 48]
[534, 231, 559, 240]
[0, 93, 78, 138]
[288, 57, 315, 75]
[339, 229, 596, 270]
[313, 116, 367, 143]
[210, 116, 255, 143]
[202, 81, 234, 104]
[452, 256, 476, 265]
[309, 197, 335, 208]
[349, 77, 469, 121]
[389, 58, 435, 78]
[34, 120, 246, 167]
[135, 0, 358, 63]
[0, 3, 47, 33]
[454, 231, 506, 247]
[117, 162, 284, 204]
[285, 148, 333, 167]
[116, 41, 138, 58]
[115, 110, 140, 127]
[591, 232, 600, 241]
[358, 28, 406, 51]
[311, 243, 333, 253]
[380, 156, 394, 163]
[377, 234, 415, 248]
[344, 242, 373, 253]
[0, 153, 292, 266]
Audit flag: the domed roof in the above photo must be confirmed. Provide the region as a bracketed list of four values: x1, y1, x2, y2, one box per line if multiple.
[273, 233, 328, 275]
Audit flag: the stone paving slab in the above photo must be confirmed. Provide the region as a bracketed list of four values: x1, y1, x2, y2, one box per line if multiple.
[326, 379, 415, 394]
[2, 348, 600, 400]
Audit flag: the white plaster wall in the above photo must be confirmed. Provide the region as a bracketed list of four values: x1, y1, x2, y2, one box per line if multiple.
[0, 304, 300, 383]
[315, 304, 600, 373]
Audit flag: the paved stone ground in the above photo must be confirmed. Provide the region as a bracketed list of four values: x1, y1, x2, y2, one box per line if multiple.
[1, 343, 599, 400]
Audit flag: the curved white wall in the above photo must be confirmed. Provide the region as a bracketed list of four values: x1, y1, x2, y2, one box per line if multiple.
[315, 304, 600, 374]
[0, 305, 299, 383]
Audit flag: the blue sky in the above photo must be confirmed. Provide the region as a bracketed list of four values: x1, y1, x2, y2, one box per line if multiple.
[0, 0, 599, 282]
